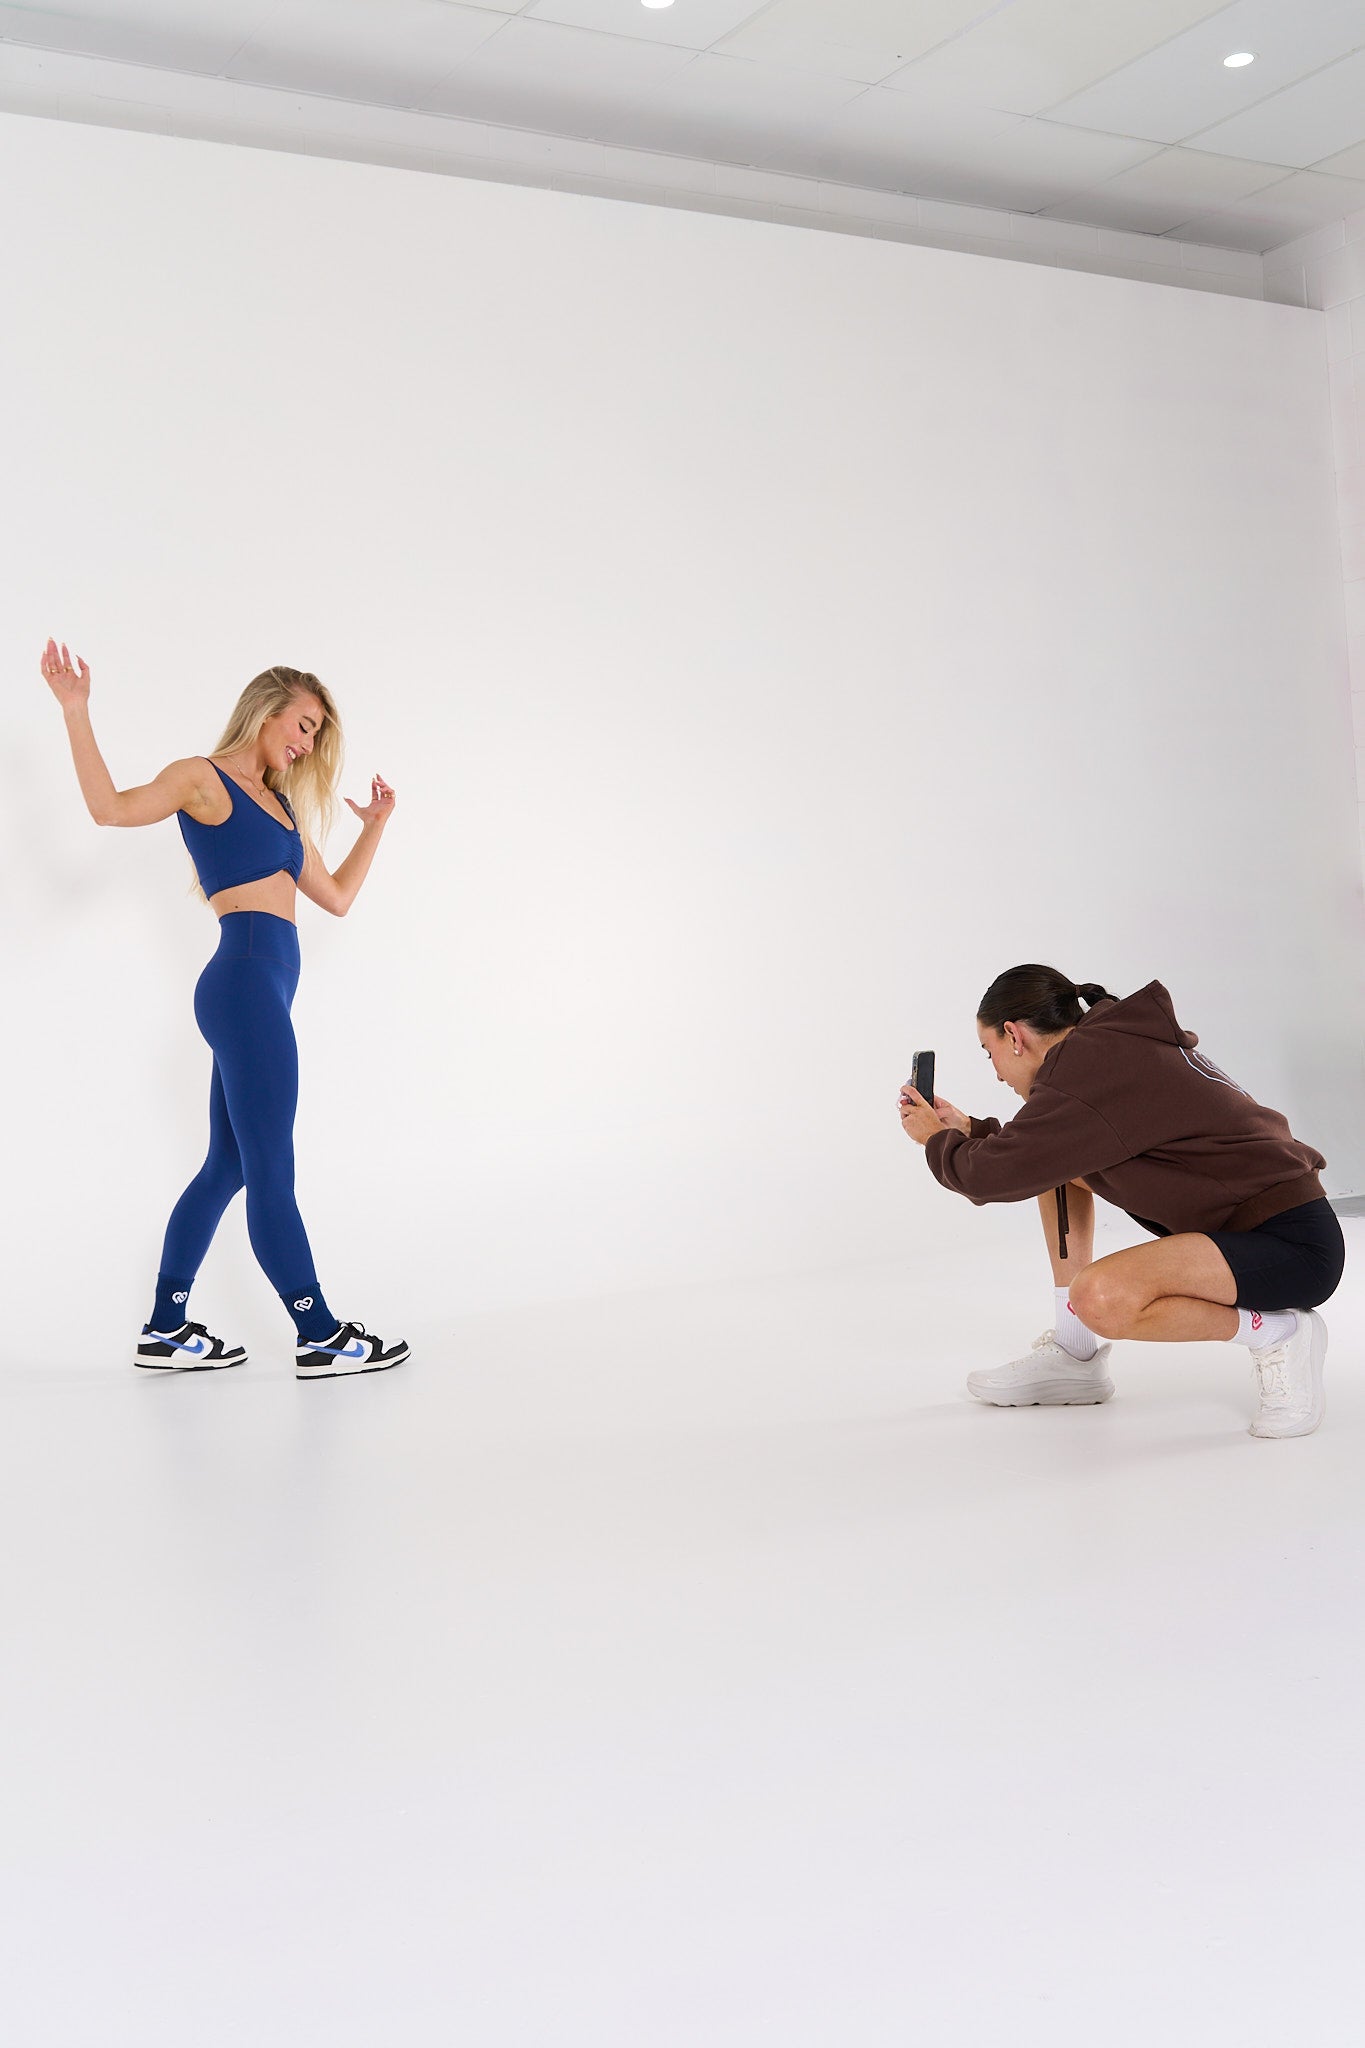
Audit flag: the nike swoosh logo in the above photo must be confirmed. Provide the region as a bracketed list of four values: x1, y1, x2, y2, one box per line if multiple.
[313, 1341, 366, 1360]
[171, 1337, 206, 1355]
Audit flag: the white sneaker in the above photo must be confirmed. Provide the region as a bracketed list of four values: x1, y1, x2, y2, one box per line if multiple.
[967, 1331, 1114, 1407]
[295, 1322, 410, 1380]
[134, 1320, 247, 1371]
[1248, 1311, 1326, 1438]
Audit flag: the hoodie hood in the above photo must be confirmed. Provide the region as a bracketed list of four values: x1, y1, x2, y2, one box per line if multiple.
[1058, 981, 1197, 1057]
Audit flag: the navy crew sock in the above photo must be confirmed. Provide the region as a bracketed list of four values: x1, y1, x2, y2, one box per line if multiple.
[284, 1286, 338, 1344]
[149, 1272, 195, 1333]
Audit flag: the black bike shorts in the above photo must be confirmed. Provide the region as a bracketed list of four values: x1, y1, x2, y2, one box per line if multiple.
[1131, 1197, 1346, 1311]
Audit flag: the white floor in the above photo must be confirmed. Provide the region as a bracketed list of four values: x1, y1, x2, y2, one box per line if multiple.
[5, 1227, 1365, 2047]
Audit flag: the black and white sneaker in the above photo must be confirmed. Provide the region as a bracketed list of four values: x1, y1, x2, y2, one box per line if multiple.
[134, 1321, 248, 1371]
[295, 1322, 410, 1380]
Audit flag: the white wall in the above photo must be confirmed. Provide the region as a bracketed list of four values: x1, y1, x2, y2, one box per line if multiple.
[4, 112, 1362, 1353]
[1265, 219, 1365, 882]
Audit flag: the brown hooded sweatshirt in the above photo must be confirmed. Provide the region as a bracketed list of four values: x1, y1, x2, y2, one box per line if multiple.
[925, 981, 1325, 1236]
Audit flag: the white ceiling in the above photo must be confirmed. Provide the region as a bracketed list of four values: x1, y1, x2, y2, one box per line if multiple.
[3, 0, 1365, 251]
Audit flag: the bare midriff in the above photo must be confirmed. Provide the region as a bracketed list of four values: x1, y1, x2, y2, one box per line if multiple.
[209, 871, 299, 923]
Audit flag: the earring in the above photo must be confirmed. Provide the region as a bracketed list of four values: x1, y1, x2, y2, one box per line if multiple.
[1013, 1047, 1022, 1056]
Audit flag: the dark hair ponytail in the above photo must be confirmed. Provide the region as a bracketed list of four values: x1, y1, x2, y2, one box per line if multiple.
[977, 964, 1117, 1037]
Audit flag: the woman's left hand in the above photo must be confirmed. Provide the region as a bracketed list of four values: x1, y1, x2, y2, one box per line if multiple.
[345, 775, 396, 827]
[898, 1087, 946, 1146]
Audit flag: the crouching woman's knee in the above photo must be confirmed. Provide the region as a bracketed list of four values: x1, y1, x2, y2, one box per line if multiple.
[1068, 1264, 1136, 1340]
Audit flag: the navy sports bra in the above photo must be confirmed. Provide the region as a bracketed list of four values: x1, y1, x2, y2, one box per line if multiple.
[179, 761, 304, 898]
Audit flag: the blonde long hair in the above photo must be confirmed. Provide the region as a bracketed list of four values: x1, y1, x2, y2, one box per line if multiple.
[213, 664, 343, 854]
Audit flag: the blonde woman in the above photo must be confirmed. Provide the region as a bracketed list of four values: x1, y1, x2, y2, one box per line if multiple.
[42, 637, 408, 1379]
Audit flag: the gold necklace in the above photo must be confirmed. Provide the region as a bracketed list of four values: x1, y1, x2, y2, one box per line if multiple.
[220, 754, 269, 798]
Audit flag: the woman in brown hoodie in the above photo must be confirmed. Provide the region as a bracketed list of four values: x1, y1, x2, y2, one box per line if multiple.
[898, 964, 1345, 1438]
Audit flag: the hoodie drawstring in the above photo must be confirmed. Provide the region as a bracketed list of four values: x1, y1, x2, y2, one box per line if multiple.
[1056, 1183, 1069, 1262]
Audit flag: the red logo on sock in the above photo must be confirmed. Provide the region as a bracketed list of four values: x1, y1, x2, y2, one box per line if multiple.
[1067, 1302, 1076, 1315]
[1251, 1312, 1263, 1330]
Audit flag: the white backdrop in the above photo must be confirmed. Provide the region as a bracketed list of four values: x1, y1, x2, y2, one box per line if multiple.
[3, 112, 1362, 1351]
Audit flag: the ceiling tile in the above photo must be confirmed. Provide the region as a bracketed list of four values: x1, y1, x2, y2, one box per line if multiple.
[714, 0, 996, 87]
[0, 0, 276, 71]
[592, 53, 865, 164]
[526, 1, 769, 51]
[1082, 144, 1288, 214]
[930, 116, 1163, 211]
[1317, 136, 1365, 179]
[417, 16, 698, 131]
[1048, 0, 1365, 145]
[797, 79, 1023, 191]
[642, 50, 866, 121]
[1152, 209, 1287, 251]
[1037, 186, 1213, 235]
[879, 0, 1229, 120]
[803, 101, 1156, 211]
[1190, 47, 1365, 168]
[225, 2, 508, 106]
[1183, 168, 1365, 243]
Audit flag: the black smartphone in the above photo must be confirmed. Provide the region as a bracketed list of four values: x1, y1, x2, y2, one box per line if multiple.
[906, 1050, 935, 1104]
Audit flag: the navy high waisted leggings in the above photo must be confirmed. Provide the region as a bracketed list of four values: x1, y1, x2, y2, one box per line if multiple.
[157, 912, 323, 1322]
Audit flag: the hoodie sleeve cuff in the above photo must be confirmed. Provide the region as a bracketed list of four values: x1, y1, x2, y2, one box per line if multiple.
[926, 1118, 1003, 1193]
[924, 1127, 958, 1187]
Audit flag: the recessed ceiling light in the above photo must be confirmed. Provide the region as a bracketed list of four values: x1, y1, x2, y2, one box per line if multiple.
[641, 1, 676, 10]
[1223, 52, 1255, 68]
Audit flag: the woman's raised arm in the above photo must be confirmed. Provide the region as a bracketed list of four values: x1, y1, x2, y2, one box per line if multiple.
[41, 638, 205, 828]
[296, 775, 396, 917]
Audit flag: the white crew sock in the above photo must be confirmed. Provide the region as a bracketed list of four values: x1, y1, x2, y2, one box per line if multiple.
[1232, 1307, 1299, 1349]
[1054, 1287, 1102, 1361]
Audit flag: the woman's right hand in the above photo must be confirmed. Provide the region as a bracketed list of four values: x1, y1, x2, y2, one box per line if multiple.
[897, 1084, 973, 1138]
[932, 1096, 973, 1137]
[40, 638, 91, 711]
